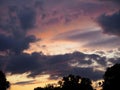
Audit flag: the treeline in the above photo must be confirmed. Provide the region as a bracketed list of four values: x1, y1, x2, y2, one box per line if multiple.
[34, 74, 94, 90]
[0, 71, 10, 90]
[0, 63, 120, 90]
[34, 63, 120, 90]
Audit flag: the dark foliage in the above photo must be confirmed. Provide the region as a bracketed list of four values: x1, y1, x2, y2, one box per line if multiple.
[34, 63, 120, 90]
[34, 74, 94, 90]
[103, 63, 120, 90]
[0, 70, 10, 90]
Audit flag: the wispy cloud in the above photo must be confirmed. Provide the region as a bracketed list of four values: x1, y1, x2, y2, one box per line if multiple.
[13, 80, 36, 85]
[53, 29, 120, 49]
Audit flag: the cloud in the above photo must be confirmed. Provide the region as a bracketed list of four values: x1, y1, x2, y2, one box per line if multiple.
[0, 0, 34, 6]
[66, 67, 103, 80]
[5, 52, 44, 75]
[1, 51, 119, 80]
[0, 34, 36, 54]
[13, 80, 35, 85]
[97, 10, 120, 36]
[0, 4, 38, 54]
[3, 5, 36, 31]
[1, 0, 118, 28]
[53, 29, 120, 49]
[18, 7, 36, 30]
[84, 36, 120, 49]
[99, 0, 120, 4]
[0, 0, 4, 5]
[49, 67, 103, 80]
[111, 0, 120, 3]
[33, 0, 114, 26]
[54, 29, 102, 41]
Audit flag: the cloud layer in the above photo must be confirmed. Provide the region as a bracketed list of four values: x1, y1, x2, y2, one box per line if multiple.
[0, 51, 120, 81]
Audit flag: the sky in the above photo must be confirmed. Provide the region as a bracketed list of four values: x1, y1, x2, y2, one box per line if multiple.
[0, 0, 120, 90]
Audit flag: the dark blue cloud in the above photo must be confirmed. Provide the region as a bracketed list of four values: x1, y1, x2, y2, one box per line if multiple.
[111, 0, 120, 3]
[97, 11, 120, 36]
[0, 51, 118, 80]
[99, 0, 120, 4]
[0, 4, 38, 54]
[0, 34, 36, 54]
[18, 7, 36, 30]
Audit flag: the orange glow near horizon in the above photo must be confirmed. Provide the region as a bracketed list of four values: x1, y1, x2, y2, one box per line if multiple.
[10, 80, 59, 90]
[7, 74, 60, 90]
[7, 74, 102, 90]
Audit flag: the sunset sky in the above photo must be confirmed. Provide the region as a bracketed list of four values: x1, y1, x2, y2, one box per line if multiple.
[0, 0, 120, 90]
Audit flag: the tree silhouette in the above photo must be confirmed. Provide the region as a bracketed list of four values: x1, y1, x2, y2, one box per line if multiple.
[61, 74, 81, 90]
[103, 63, 120, 90]
[34, 87, 44, 90]
[34, 84, 61, 90]
[34, 74, 94, 90]
[80, 77, 94, 90]
[60, 74, 94, 90]
[45, 84, 54, 90]
[0, 70, 10, 90]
